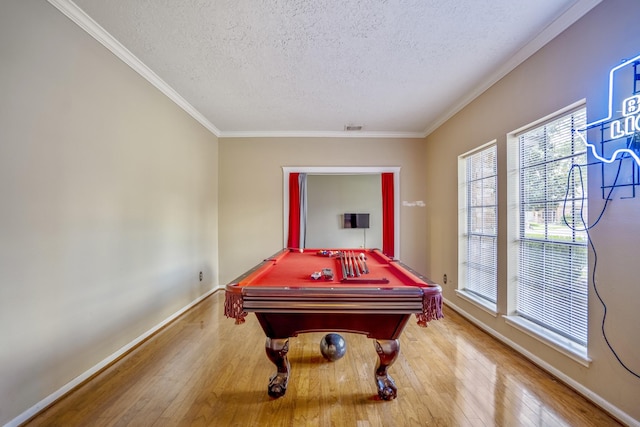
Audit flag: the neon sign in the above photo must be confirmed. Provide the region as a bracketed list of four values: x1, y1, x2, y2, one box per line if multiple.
[611, 95, 640, 138]
[575, 53, 640, 167]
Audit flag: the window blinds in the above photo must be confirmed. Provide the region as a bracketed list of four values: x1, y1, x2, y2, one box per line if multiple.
[465, 145, 497, 303]
[516, 108, 588, 345]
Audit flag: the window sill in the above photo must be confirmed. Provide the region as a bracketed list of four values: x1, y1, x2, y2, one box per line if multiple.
[455, 289, 497, 316]
[503, 315, 591, 367]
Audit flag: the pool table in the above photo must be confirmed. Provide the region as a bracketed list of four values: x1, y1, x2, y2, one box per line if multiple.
[224, 248, 443, 400]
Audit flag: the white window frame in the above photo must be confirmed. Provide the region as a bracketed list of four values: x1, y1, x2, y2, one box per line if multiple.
[457, 141, 498, 314]
[505, 101, 590, 365]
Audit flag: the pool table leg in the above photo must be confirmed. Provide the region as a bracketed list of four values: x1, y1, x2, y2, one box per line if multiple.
[265, 337, 290, 398]
[374, 339, 400, 400]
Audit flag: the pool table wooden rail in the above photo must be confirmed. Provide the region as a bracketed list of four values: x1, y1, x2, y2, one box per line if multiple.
[236, 286, 426, 313]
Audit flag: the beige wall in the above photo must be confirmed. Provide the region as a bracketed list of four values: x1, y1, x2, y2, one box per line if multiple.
[0, 1, 219, 424]
[424, 0, 640, 422]
[218, 137, 428, 285]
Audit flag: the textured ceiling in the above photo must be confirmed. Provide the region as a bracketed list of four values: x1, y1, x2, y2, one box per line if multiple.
[56, 0, 600, 137]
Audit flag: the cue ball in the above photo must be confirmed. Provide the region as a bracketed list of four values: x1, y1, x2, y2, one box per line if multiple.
[320, 333, 346, 361]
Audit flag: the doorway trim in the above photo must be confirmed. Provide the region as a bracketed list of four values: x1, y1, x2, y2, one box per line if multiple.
[282, 166, 401, 258]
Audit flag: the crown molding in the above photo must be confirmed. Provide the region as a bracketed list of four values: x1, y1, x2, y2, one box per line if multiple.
[47, 0, 222, 137]
[48, 0, 600, 141]
[47, 0, 423, 140]
[219, 130, 426, 139]
[422, 0, 603, 137]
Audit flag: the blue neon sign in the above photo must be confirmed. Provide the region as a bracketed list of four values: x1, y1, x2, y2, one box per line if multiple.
[575, 53, 640, 166]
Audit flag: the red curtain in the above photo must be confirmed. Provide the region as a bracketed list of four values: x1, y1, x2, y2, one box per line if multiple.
[287, 173, 300, 249]
[381, 173, 394, 257]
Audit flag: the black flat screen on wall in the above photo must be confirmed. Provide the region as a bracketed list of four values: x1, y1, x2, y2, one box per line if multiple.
[343, 213, 370, 229]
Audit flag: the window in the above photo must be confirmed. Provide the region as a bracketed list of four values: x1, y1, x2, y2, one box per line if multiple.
[507, 106, 588, 349]
[458, 142, 497, 310]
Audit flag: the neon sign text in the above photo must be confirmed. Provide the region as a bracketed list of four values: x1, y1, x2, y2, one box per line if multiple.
[610, 95, 640, 139]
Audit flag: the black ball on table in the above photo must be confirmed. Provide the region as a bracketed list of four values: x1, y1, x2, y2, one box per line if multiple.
[320, 333, 347, 361]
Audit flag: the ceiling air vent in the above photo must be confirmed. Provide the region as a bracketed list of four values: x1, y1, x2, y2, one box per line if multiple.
[344, 124, 363, 131]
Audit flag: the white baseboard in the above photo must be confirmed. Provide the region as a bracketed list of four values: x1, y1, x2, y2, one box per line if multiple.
[443, 298, 639, 427]
[6, 288, 218, 427]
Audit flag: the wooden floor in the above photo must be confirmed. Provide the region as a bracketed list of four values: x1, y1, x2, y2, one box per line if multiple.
[26, 291, 621, 427]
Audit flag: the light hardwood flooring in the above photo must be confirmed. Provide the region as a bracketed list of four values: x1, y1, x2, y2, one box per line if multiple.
[26, 291, 621, 426]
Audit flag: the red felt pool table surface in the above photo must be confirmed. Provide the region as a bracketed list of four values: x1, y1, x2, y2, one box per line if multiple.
[225, 248, 443, 325]
[236, 248, 429, 288]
